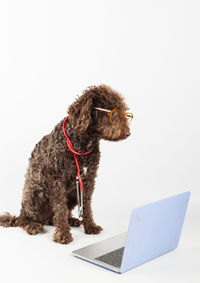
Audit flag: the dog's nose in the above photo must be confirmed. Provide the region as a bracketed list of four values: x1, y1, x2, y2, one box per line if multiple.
[125, 131, 130, 138]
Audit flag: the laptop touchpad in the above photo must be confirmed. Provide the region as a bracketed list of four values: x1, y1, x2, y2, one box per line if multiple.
[95, 247, 125, 267]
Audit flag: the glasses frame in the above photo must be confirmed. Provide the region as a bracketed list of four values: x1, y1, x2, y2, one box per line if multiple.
[94, 107, 133, 125]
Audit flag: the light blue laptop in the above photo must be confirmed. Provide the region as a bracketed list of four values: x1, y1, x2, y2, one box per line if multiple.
[72, 191, 190, 273]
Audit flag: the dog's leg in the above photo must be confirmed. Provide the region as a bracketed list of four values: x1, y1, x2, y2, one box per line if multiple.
[17, 188, 46, 235]
[82, 177, 103, 234]
[16, 216, 44, 235]
[82, 199, 103, 234]
[51, 181, 73, 244]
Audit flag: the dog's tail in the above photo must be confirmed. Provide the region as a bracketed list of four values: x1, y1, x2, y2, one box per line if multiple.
[0, 212, 19, 227]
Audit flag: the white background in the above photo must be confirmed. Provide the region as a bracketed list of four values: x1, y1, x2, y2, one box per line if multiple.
[0, 0, 200, 282]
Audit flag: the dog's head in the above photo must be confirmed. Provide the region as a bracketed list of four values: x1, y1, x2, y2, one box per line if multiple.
[68, 84, 132, 141]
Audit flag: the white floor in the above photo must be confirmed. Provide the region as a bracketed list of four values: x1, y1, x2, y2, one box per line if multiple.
[0, 208, 199, 283]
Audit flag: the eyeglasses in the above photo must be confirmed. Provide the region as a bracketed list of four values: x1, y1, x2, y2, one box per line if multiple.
[94, 107, 133, 125]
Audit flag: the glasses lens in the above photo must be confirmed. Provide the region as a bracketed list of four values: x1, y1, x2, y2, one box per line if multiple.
[125, 113, 133, 124]
[111, 110, 121, 124]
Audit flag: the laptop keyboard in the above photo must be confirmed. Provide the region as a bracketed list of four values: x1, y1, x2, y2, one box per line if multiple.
[95, 247, 125, 268]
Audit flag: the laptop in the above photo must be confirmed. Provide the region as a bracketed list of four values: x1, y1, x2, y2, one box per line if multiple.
[72, 191, 190, 273]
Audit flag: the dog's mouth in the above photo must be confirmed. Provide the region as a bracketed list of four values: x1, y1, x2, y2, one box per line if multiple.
[95, 122, 131, 141]
[102, 132, 131, 142]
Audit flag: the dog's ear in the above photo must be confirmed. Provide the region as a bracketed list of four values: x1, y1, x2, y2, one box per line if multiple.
[68, 93, 93, 133]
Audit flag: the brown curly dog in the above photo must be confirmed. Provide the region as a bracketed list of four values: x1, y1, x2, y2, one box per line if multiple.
[0, 84, 132, 244]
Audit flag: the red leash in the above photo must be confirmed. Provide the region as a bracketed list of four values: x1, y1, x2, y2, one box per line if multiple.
[62, 116, 93, 191]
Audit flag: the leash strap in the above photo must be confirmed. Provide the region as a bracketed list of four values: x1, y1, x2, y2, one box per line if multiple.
[62, 116, 93, 218]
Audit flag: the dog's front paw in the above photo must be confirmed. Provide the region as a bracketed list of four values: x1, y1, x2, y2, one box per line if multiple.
[68, 217, 81, 227]
[53, 228, 73, 244]
[24, 222, 44, 235]
[84, 224, 103, 235]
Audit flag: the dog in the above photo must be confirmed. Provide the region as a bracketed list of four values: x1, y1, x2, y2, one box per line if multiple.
[0, 84, 132, 244]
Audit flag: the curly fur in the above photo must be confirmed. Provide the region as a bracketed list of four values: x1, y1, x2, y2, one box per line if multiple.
[0, 84, 131, 244]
